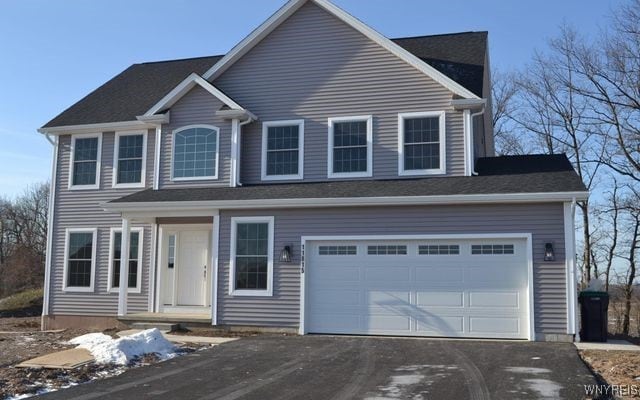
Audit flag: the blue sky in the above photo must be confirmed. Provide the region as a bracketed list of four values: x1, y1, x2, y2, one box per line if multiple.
[0, 0, 623, 197]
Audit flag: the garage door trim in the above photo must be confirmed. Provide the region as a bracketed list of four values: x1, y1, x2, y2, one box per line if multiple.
[299, 233, 534, 340]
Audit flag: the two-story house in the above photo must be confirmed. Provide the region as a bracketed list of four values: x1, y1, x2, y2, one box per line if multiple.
[38, 0, 588, 341]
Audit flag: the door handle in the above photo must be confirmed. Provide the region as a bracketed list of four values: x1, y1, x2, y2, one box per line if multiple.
[204, 265, 207, 278]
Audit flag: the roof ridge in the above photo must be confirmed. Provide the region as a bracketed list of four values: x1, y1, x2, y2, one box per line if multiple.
[137, 54, 224, 66]
[391, 31, 488, 41]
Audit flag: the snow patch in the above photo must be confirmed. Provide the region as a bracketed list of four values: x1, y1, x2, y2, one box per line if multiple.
[69, 329, 176, 365]
[524, 378, 563, 399]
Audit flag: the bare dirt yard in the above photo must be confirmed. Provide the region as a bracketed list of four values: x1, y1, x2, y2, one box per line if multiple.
[580, 349, 640, 399]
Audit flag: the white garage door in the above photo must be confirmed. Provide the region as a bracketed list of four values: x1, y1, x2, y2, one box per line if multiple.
[305, 238, 530, 339]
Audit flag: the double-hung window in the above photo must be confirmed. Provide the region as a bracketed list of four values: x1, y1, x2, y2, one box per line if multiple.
[328, 116, 372, 178]
[70, 134, 101, 189]
[230, 217, 274, 296]
[398, 111, 446, 175]
[261, 120, 304, 180]
[172, 125, 219, 180]
[63, 229, 97, 292]
[113, 131, 146, 187]
[108, 228, 143, 293]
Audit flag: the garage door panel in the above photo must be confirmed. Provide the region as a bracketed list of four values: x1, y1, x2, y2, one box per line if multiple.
[469, 291, 520, 308]
[416, 316, 464, 334]
[416, 291, 464, 307]
[306, 239, 530, 339]
[469, 317, 522, 335]
[415, 267, 463, 283]
[365, 266, 411, 281]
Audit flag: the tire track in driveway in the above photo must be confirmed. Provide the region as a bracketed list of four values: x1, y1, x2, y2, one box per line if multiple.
[438, 340, 491, 400]
[329, 338, 376, 400]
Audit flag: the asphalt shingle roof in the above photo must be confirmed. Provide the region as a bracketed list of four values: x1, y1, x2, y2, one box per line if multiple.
[110, 154, 587, 204]
[42, 32, 487, 128]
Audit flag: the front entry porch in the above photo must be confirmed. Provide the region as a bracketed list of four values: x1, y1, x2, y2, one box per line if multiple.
[115, 214, 219, 326]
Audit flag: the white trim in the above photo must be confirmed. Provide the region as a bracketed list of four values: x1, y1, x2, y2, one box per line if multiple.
[327, 115, 373, 178]
[148, 223, 158, 312]
[62, 228, 97, 293]
[229, 216, 274, 297]
[202, 0, 478, 99]
[261, 119, 305, 181]
[155, 226, 165, 313]
[153, 126, 162, 190]
[112, 130, 148, 189]
[463, 109, 473, 176]
[38, 120, 155, 136]
[107, 227, 144, 294]
[144, 73, 248, 117]
[230, 119, 239, 188]
[170, 124, 220, 182]
[299, 233, 535, 341]
[68, 132, 102, 190]
[564, 201, 578, 338]
[398, 111, 446, 176]
[42, 136, 58, 317]
[212, 215, 220, 325]
[104, 191, 591, 215]
[137, 113, 170, 125]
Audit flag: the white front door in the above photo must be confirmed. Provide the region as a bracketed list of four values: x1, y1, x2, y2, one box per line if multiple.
[176, 230, 210, 306]
[305, 238, 530, 339]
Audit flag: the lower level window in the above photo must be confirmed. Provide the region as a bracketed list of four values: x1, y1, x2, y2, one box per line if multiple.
[65, 229, 96, 291]
[231, 217, 274, 295]
[109, 228, 143, 291]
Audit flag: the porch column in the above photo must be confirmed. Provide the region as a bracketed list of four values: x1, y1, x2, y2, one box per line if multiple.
[117, 217, 131, 316]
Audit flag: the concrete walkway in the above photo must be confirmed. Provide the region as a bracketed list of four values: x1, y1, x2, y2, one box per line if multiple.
[574, 339, 640, 351]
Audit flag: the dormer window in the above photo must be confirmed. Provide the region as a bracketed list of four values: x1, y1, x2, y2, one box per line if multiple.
[171, 125, 219, 181]
[398, 111, 446, 176]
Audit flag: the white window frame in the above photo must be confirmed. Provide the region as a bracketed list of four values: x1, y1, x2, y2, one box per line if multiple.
[62, 228, 97, 292]
[170, 124, 220, 181]
[229, 216, 274, 297]
[327, 115, 373, 178]
[112, 130, 147, 188]
[107, 227, 144, 293]
[68, 133, 102, 190]
[261, 119, 304, 181]
[398, 111, 446, 176]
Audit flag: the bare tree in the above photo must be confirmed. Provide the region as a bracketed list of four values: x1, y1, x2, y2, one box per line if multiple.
[491, 70, 527, 155]
[621, 203, 640, 335]
[592, 181, 622, 291]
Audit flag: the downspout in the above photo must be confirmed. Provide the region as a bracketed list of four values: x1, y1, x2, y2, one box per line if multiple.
[469, 106, 485, 176]
[570, 197, 580, 341]
[42, 133, 57, 327]
[235, 117, 253, 187]
[153, 125, 162, 190]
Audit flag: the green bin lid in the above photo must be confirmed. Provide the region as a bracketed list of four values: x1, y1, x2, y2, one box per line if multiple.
[579, 291, 609, 298]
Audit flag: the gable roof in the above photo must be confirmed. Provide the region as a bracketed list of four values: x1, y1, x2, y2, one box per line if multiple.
[202, 0, 480, 99]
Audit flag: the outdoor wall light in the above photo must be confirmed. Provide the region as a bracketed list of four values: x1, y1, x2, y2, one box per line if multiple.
[280, 245, 292, 263]
[544, 242, 555, 261]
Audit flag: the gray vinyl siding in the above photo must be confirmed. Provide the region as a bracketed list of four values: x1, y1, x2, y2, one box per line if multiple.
[158, 86, 232, 188]
[48, 132, 156, 316]
[213, 2, 465, 184]
[217, 203, 567, 336]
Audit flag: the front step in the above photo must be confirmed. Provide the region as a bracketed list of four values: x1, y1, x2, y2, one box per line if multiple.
[130, 322, 180, 332]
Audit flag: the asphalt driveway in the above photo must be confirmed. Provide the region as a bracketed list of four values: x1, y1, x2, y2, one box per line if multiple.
[39, 335, 598, 400]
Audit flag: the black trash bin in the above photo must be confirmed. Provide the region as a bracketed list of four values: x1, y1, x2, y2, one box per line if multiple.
[579, 291, 609, 342]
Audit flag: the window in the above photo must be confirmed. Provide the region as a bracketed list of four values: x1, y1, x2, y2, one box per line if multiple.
[318, 245, 357, 255]
[471, 244, 515, 255]
[108, 228, 143, 292]
[63, 229, 97, 291]
[230, 217, 274, 296]
[261, 120, 304, 180]
[167, 234, 176, 269]
[70, 134, 101, 189]
[419, 244, 460, 255]
[398, 111, 446, 175]
[328, 116, 372, 178]
[113, 131, 146, 187]
[367, 245, 407, 255]
[172, 125, 219, 180]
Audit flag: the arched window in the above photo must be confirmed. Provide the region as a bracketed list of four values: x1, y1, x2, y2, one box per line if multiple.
[172, 125, 219, 180]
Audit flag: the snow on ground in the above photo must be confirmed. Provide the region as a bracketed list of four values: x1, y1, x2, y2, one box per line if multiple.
[69, 328, 176, 365]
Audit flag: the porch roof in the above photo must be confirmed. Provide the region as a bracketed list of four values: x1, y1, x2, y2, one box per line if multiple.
[108, 155, 588, 206]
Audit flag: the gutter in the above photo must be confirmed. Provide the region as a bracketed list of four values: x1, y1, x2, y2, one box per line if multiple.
[102, 190, 590, 214]
[41, 134, 58, 322]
